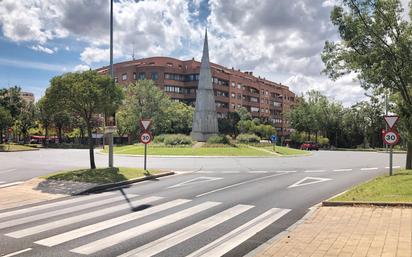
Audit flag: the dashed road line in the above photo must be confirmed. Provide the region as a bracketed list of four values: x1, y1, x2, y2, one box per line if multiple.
[248, 171, 268, 174]
[0, 168, 16, 174]
[360, 167, 378, 171]
[385, 166, 401, 169]
[332, 169, 352, 172]
[304, 170, 326, 173]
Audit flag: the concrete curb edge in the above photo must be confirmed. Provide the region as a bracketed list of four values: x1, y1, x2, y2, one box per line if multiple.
[77, 171, 175, 195]
[322, 201, 412, 207]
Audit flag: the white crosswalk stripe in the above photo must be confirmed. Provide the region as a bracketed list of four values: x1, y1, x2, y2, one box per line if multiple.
[186, 208, 291, 257]
[0, 193, 293, 257]
[6, 196, 162, 238]
[70, 201, 221, 255]
[0, 194, 137, 229]
[35, 198, 191, 247]
[0, 192, 116, 219]
[119, 204, 253, 257]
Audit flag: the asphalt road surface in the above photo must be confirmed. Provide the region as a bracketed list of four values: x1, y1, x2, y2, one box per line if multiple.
[0, 149, 406, 257]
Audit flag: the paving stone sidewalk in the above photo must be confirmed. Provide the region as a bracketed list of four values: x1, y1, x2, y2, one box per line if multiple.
[256, 206, 412, 257]
[0, 178, 65, 210]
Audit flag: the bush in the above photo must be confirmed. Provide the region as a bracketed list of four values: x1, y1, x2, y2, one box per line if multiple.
[206, 134, 231, 144]
[236, 133, 261, 144]
[153, 134, 168, 143]
[163, 134, 193, 145]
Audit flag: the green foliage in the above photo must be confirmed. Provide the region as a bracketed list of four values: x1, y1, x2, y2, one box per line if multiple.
[118, 80, 193, 138]
[236, 107, 252, 121]
[206, 134, 231, 144]
[0, 107, 12, 131]
[163, 134, 193, 145]
[153, 134, 168, 143]
[236, 133, 261, 144]
[46, 70, 123, 169]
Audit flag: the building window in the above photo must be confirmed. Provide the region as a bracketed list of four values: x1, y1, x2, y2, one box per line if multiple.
[122, 73, 127, 81]
[231, 93, 236, 98]
[237, 83, 241, 89]
[167, 63, 173, 67]
[231, 82, 235, 88]
[133, 72, 137, 80]
[138, 72, 145, 80]
[231, 104, 235, 109]
[251, 107, 259, 112]
[151, 72, 158, 80]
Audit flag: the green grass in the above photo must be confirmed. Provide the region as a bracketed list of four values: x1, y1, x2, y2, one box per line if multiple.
[330, 170, 412, 202]
[264, 146, 309, 156]
[0, 144, 38, 152]
[41, 167, 162, 184]
[105, 144, 273, 156]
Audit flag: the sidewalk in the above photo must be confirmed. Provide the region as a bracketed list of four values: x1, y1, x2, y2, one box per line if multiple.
[255, 206, 412, 257]
[0, 178, 65, 210]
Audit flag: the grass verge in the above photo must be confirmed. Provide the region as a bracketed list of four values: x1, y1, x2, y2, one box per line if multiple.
[330, 170, 412, 202]
[41, 167, 162, 184]
[263, 146, 309, 156]
[0, 144, 38, 152]
[105, 144, 273, 156]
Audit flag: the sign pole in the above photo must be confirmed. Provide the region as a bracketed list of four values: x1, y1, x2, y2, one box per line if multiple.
[144, 143, 147, 171]
[390, 145, 393, 176]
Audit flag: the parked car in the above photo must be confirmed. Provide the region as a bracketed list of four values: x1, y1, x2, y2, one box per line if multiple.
[300, 141, 320, 151]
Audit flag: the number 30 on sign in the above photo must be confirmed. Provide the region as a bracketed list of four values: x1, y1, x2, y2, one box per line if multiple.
[383, 130, 400, 145]
[140, 132, 152, 144]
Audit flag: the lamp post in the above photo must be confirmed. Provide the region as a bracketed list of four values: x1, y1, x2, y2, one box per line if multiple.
[107, 0, 114, 168]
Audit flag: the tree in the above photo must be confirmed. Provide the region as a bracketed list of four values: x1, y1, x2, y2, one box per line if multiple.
[0, 107, 12, 143]
[17, 102, 36, 143]
[322, 0, 412, 168]
[46, 70, 123, 169]
[37, 97, 53, 145]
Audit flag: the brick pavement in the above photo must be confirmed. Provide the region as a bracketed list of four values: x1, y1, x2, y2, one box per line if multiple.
[0, 178, 65, 210]
[256, 206, 412, 257]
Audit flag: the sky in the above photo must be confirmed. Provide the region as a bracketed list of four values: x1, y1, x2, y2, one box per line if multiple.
[0, 0, 410, 106]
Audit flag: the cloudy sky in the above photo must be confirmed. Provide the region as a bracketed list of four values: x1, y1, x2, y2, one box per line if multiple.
[0, 0, 410, 105]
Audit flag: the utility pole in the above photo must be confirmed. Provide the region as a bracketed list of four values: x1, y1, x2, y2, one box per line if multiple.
[108, 0, 114, 168]
[385, 93, 388, 152]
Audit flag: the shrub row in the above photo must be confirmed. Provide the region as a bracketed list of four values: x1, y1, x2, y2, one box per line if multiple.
[154, 134, 193, 145]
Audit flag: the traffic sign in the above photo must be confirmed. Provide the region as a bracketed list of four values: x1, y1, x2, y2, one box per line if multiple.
[270, 135, 277, 143]
[383, 130, 400, 146]
[384, 115, 399, 129]
[140, 120, 152, 131]
[140, 132, 152, 144]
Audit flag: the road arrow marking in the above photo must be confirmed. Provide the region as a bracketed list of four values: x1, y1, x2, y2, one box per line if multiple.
[288, 177, 332, 188]
[168, 177, 223, 189]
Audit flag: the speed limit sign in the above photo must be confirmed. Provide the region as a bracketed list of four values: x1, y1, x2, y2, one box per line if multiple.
[383, 130, 400, 145]
[140, 132, 152, 144]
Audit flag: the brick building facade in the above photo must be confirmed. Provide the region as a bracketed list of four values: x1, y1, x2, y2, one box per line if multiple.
[97, 57, 295, 136]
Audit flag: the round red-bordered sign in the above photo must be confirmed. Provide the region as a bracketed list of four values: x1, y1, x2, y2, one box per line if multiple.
[383, 130, 400, 145]
[140, 132, 152, 144]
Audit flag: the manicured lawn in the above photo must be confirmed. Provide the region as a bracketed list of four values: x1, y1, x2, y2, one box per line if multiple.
[330, 170, 412, 202]
[42, 167, 162, 184]
[264, 146, 309, 156]
[106, 144, 273, 156]
[0, 144, 38, 152]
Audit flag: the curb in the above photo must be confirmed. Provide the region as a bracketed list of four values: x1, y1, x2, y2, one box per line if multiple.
[322, 201, 412, 207]
[77, 171, 175, 194]
[97, 151, 311, 158]
[245, 203, 321, 257]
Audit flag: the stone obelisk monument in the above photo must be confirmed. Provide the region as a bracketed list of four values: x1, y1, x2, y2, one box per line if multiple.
[190, 29, 219, 141]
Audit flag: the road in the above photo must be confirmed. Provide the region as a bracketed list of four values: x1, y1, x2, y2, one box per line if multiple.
[0, 149, 406, 257]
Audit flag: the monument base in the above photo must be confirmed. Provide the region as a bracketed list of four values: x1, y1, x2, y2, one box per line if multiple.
[190, 131, 218, 142]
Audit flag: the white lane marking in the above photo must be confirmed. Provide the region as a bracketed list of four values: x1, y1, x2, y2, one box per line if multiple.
[0, 168, 16, 174]
[248, 171, 268, 174]
[3, 248, 32, 257]
[0, 192, 116, 219]
[304, 170, 326, 173]
[360, 167, 378, 171]
[333, 169, 353, 172]
[70, 201, 221, 255]
[119, 204, 253, 257]
[221, 171, 240, 174]
[168, 177, 223, 189]
[0, 194, 137, 229]
[385, 166, 401, 169]
[0, 181, 23, 188]
[186, 208, 291, 257]
[36, 199, 191, 247]
[6, 196, 162, 238]
[275, 170, 297, 173]
[196, 172, 289, 198]
[288, 177, 332, 188]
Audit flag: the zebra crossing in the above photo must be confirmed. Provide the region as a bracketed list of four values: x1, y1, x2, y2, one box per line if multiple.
[0, 192, 291, 257]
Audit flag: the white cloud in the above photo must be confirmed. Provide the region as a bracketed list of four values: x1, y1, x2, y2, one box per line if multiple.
[30, 45, 54, 54]
[73, 64, 90, 72]
[0, 57, 68, 72]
